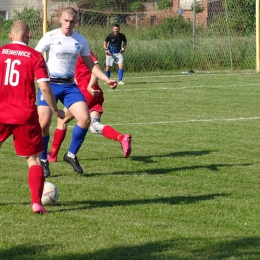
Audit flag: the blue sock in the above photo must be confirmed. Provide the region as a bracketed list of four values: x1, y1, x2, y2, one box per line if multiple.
[41, 135, 50, 160]
[68, 125, 88, 155]
[105, 71, 110, 78]
[118, 69, 124, 81]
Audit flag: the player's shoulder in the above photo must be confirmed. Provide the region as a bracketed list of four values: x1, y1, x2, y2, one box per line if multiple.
[2, 42, 38, 54]
[72, 31, 88, 43]
[1, 43, 44, 61]
[0, 43, 11, 50]
[29, 46, 45, 57]
[72, 30, 86, 39]
[107, 32, 114, 37]
[119, 32, 126, 38]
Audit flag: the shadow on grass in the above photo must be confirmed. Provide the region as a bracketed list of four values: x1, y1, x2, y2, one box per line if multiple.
[57, 193, 227, 210]
[60, 150, 213, 164]
[130, 150, 214, 164]
[1, 237, 260, 260]
[82, 162, 251, 177]
[0, 193, 228, 208]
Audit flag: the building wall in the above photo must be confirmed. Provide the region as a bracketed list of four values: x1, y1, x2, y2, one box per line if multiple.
[6, 0, 72, 20]
[129, 0, 210, 27]
[173, 0, 208, 26]
[1, 0, 217, 28]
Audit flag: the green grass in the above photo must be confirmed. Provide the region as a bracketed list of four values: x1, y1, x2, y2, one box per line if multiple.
[1, 71, 260, 259]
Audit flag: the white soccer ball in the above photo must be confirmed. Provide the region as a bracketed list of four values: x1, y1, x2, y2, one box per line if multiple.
[41, 182, 59, 206]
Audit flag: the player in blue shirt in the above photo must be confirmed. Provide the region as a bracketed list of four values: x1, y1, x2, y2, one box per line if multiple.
[103, 24, 127, 85]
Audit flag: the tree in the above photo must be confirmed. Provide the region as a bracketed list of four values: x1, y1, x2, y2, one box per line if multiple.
[157, 0, 173, 11]
[191, 1, 204, 14]
[0, 16, 13, 40]
[131, 2, 145, 12]
[226, 0, 255, 35]
[13, 7, 42, 39]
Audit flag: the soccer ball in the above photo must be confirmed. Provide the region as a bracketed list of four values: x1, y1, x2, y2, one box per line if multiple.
[41, 182, 59, 206]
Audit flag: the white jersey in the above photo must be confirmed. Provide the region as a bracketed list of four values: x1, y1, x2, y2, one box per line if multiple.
[35, 29, 90, 78]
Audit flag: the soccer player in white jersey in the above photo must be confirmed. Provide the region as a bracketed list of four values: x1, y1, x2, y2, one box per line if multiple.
[35, 7, 117, 177]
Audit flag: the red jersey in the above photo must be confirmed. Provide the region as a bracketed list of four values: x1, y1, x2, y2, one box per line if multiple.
[75, 51, 99, 84]
[75, 52, 104, 111]
[0, 42, 49, 124]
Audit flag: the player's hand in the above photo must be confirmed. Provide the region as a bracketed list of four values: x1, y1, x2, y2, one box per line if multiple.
[107, 80, 117, 89]
[88, 87, 101, 97]
[55, 110, 65, 119]
[106, 50, 111, 56]
[120, 48, 125, 53]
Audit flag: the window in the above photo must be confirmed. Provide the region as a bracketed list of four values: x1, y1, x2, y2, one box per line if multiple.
[0, 11, 8, 19]
[150, 16, 156, 26]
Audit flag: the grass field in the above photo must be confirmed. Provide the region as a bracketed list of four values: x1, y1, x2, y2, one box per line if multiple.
[1, 71, 260, 259]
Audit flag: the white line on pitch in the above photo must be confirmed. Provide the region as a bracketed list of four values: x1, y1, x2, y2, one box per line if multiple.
[109, 83, 260, 92]
[126, 72, 256, 79]
[66, 116, 260, 128]
[110, 117, 260, 126]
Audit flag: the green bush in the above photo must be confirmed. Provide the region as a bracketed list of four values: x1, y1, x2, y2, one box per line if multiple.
[0, 16, 13, 40]
[13, 7, 42, 39]
[131, 2, 145, 12]
[157, 0, 173, 10]
[159, 16, 193, 36]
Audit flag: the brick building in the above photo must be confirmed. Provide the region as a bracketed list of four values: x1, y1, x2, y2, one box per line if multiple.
[140, 0, 223, 27]
[0, 0, 224, 27]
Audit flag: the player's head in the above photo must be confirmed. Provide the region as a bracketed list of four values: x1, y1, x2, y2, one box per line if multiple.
[113, 24, 120, 36]
[60, 7, 78, 36]
[9, 20, 30, 45]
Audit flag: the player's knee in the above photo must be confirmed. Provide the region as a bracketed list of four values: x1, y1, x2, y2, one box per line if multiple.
[40, 120, 51, 134]
[90, 117, 104, 135]
[84, 117, 91, 128]
[77, 116, 91, 129]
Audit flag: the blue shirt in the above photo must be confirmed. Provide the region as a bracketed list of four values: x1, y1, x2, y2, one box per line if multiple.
[105, 32, 127, 54]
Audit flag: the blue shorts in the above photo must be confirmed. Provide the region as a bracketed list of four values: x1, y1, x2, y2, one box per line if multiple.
[37, 83, 86, 108]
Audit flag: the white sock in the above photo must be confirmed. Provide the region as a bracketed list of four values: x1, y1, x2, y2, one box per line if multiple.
[67, 151, 75, 159]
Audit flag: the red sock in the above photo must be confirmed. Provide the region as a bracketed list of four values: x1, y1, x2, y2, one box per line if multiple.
[49, 129, 67, 157]
[28, 165, 45, 205]
[102, 125, 123, 142]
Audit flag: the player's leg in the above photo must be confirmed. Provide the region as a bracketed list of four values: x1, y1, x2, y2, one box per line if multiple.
[37, 105, 52, 177]
[117, 53, 125, 85]
[105, 65, 111, 79]
[90, 110, 132, 158]
[13, 123, 47, 214]
[48, 107, 74, 162]
[37, 87, 57, 177]
[62, 85, 90, 174]
[27, 155, 47, 214]
[105, 55, 113, 79]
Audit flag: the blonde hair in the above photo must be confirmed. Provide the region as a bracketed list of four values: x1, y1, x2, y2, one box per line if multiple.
[62, 7, 78, 18]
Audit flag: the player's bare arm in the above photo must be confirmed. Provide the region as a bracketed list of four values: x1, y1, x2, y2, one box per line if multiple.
[87, 73, 100, 97]
[81, 55, 117, 88]
[120, 40, 127, 53]
[103, 41, 111, 56]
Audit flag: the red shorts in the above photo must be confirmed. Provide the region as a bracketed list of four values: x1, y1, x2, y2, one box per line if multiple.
[78, 83, 104, 114]
[0, 121, 44, 157]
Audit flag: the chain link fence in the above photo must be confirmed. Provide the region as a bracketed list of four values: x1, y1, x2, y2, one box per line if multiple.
[0, 0, 256, 72]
